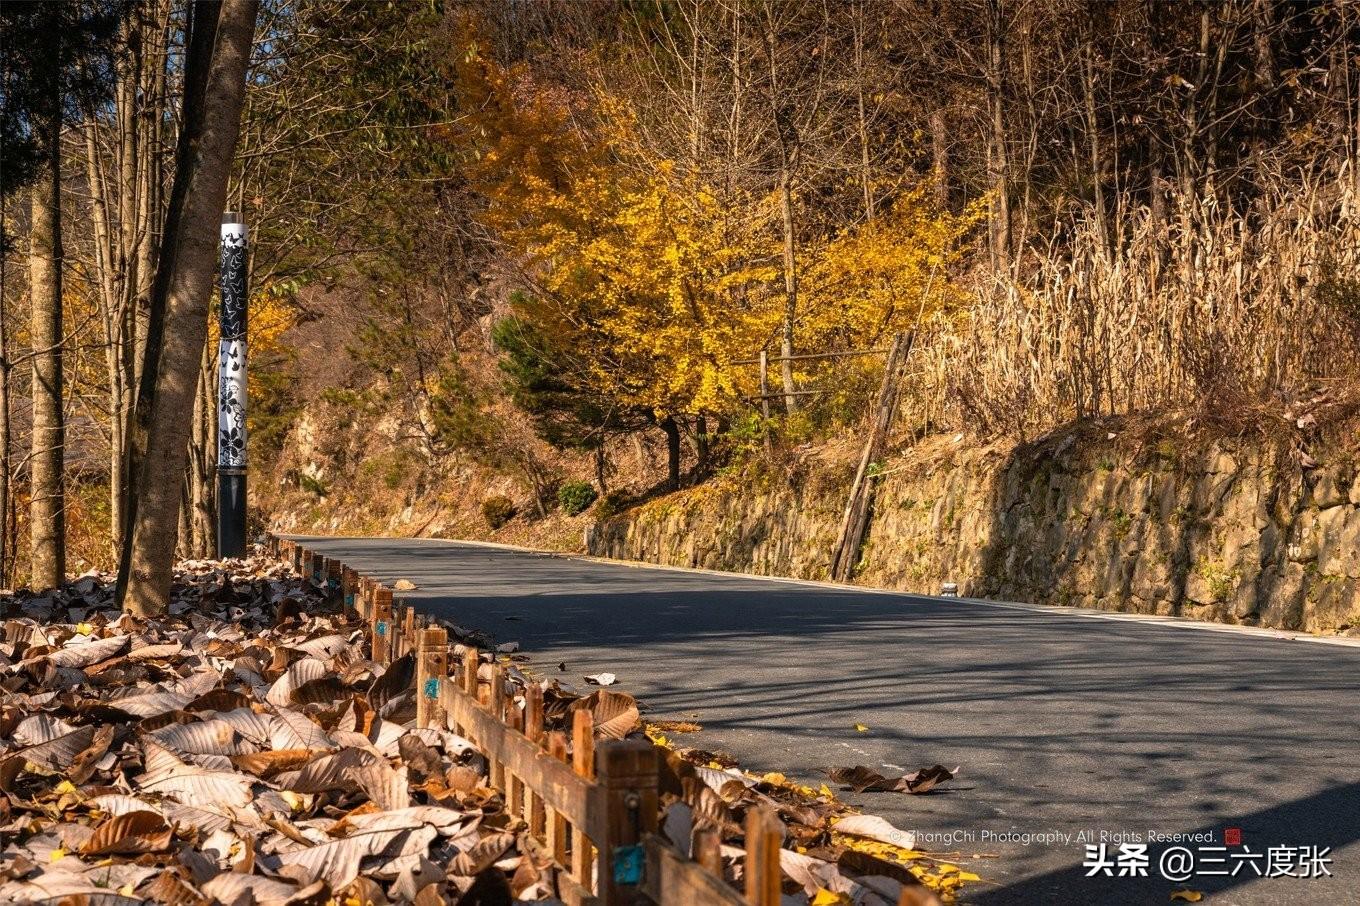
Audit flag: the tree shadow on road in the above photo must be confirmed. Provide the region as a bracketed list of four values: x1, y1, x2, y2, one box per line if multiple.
[970, 781, 1360, 905]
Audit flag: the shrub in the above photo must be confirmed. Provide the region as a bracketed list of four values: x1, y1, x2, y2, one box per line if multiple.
[557, 480, 598, 515]
[481, 495, 516, 529]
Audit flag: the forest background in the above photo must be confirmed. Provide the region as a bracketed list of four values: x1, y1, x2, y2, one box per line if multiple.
[2, 0, 1359, 585]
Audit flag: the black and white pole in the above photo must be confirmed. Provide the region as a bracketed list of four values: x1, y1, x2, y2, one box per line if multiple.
[217, 212, 248, 558]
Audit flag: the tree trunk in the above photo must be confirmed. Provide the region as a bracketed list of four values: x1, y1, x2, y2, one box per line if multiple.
[190, 338, 215, 556]
[852, 0, 874, 222]
[766, 23, 799, 413]
[28, 113, 65, 591]
[930, 108, 949, 211]
[123, 0, 257, 615]
[986, 0, 1011, 275]
[593, 444, 608, 494]
[0, 192, 11, 588]
[116, 0, 221, 602]
[777, 169, 798, 412]
[661, 417, 681, 491]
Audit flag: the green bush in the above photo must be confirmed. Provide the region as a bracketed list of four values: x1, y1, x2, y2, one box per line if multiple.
[481, 495, 516, 529]
[557, 480, 598, 515]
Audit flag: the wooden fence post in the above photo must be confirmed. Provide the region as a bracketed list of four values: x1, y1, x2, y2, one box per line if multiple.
[417, 626, 449, 729]
[462, 647, 479, 696]
[743, 806, 784, 906]
[524, 683, 546, 836]
[571, 709, 595, 894]
[341, 567, 358, 616]
[371, 586, 393, 664]
[326, 558, 342, 600]
[596, 739, 660, 905]
[693, 826, 721, 875]
[402, 606, 417, 658]
[546, 729, 569, 865]
[488, 664, 507, 791]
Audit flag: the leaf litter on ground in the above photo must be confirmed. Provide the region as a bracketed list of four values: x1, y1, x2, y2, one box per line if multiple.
[0, 557, 552, 904]
[0, 554, 980, 905]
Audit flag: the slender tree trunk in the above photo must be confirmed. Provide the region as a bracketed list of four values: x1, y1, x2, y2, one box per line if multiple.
[766, 23, 799, 413]
[777, 168, 798, 412]
[593, 444, 608, 494]
[661, 416, 681, 491]
[0, 193, 10, 588]
[930, 108, 949, 211]
[1082, 41, 1107, 248]
[190, 338, 215, 556]
[123, 0, 257, 615]
[852, 0, 874, 222]
[28, 106, 65, 591]
[986, 0, 1011, 275]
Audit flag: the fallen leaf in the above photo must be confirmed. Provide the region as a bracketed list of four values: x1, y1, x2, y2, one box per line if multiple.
[393, 579, 418, 591]
[828, 764, 956, 794]
[80, 811, 173, 856]
[584, 672, 616, 685]
[575, 689, 640, 739]
[1170, 891, 1204, 903]
[833, 814, 918, 850]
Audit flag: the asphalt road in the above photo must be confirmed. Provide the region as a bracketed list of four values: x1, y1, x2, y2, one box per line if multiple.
[288, 536, 1360, 905]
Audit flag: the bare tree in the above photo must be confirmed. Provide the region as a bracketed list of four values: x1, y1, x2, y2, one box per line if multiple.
[28, 38, 65, 590]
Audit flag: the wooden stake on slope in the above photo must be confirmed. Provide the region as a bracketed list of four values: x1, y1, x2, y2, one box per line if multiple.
[829, 332, 911, 581]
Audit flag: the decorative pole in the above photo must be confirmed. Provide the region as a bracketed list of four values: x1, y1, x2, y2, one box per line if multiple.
[217, 211, 248, 557]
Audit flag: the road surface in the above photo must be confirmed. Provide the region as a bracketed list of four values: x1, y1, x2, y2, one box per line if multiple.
[288, 536, 1360, 905]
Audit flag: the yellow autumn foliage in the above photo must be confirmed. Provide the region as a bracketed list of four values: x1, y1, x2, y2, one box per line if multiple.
[803, 189, 984, 351]
[454, 39, 777, 421]
[452, 19, 977, 425]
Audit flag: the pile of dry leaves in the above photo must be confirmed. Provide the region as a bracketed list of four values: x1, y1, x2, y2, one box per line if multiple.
[0, 558, 552, 904]
[0, 555, 976, 905]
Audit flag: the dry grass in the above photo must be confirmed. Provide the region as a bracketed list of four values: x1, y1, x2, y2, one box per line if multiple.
[901, 165, 1360, 442]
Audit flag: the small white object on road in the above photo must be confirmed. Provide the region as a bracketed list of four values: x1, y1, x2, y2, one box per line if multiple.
[584, 672, 617, 685]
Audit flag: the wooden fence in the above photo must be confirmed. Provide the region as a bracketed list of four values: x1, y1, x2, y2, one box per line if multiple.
[268, 536, 939, 906]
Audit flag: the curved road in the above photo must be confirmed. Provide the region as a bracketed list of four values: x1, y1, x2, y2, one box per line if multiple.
[289, 536, 1360, 905]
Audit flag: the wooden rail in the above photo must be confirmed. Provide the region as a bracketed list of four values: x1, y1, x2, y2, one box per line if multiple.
[266, 535, 938, 906]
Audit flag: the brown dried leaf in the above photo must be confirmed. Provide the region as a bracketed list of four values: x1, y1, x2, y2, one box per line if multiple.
[230, 748, 321, 778]
[81, 809, 174, 855]
[828, 764, 955, 794]
[68, 722, 116, 783]
[575, 689, 640, 740]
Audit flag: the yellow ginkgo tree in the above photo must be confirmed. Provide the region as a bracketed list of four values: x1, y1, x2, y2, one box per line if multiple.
[452, 34, 776, 485]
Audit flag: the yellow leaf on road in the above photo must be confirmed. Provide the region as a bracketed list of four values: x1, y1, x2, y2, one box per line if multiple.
[1170, 890, 1204, 902]
[854, 723, 869, 732]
